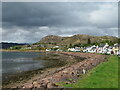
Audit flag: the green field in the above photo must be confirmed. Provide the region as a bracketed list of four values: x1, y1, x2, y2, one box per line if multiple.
[60, 55, 118, 88]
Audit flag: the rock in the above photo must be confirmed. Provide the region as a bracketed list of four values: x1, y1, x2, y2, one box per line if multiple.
[82, 69, 86, 74]
[51, 83, 59, 87]
[62, 70, 68, 74]
[47, 83, 53, 88]
[23, 84, 33, 88]
[65, 81, 71, 84]
[14, 52, 107, 89]
[32, 81, 38, 85]
[11, 86, 17, 88]
[32, 81, 40, 88]
[71, 72, 74, 75]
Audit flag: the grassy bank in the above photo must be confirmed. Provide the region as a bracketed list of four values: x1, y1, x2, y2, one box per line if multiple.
[61, 55, 118, 88]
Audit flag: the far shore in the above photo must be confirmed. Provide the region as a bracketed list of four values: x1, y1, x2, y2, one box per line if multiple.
[0, 49, 45, 52]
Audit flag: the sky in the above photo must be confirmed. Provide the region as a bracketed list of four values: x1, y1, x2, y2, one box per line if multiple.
[1, 2, 118, 43]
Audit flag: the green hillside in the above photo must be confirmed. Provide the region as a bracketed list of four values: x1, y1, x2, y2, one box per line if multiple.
[35, 34, 118, 47]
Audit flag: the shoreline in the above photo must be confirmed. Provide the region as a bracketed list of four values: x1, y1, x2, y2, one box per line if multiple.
[2, 52, 109, 88]
[0, 49, 45, 52]
[2, 51, 85, 88]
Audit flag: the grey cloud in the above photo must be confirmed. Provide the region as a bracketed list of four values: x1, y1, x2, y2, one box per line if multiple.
[2, 2, 104, 28]
[2, 2, 118, 43]
[2, 26, 118, 43]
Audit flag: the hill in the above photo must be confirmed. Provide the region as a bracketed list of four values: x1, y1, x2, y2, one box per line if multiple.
[35, 34, 118, 48]
[0, 42, 27, 49]
[6, 34, 119, 50]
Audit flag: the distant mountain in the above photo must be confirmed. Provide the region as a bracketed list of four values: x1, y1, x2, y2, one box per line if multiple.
[0, 42, 28, 49]
[36, 34, 118, 47]
[3, 34, 118, 50]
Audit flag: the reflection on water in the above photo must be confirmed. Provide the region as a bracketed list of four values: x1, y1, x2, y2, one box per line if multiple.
[2, 52, 60, 82]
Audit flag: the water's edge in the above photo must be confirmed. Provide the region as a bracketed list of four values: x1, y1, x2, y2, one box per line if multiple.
[2, 52, 85, 88]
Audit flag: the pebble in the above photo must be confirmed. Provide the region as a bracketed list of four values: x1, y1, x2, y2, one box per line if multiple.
[23, 84, 33, 88]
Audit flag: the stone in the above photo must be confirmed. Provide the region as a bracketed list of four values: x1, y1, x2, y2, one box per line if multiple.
[14, 52, 107, 89]
[23, 84, 33, 88]
[47, 83, 53, 88]
[82, 69, 86, 74]
[32, 81, 40, 88]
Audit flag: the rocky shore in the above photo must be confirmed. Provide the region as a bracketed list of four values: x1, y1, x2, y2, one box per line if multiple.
[2, 52, 109, 89]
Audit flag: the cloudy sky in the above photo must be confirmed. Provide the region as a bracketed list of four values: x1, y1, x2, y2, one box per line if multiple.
[2, 2, 118, 43]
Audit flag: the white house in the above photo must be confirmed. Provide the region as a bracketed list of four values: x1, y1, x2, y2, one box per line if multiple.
[68, 47, 80, 52]
[53, 46, 59, 48]
[112, 43, 120, 55]
[83, 45, 97, 53]
[97, 47, 103, 53]
[97, 43, 109, 54]
[74, 47, 81, 52]
[68, 48, 75, 52]
[106, 46, 113, 54]
[46, 49, 50, 52]
[83, 47, 91, 52]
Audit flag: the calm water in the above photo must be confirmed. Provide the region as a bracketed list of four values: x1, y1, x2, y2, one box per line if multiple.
[2, 52, 55, 81]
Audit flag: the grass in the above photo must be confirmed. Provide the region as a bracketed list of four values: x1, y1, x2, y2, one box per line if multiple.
[59, 55, 118, 88]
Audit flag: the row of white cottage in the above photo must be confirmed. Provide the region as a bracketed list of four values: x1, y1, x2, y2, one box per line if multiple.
[68, 43, 120, 55]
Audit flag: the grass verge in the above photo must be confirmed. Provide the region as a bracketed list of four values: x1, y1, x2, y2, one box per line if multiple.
[60, 55, 118, 88]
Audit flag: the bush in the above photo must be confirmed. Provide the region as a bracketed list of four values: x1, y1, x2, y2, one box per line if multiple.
[11, 46, 22, 50]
